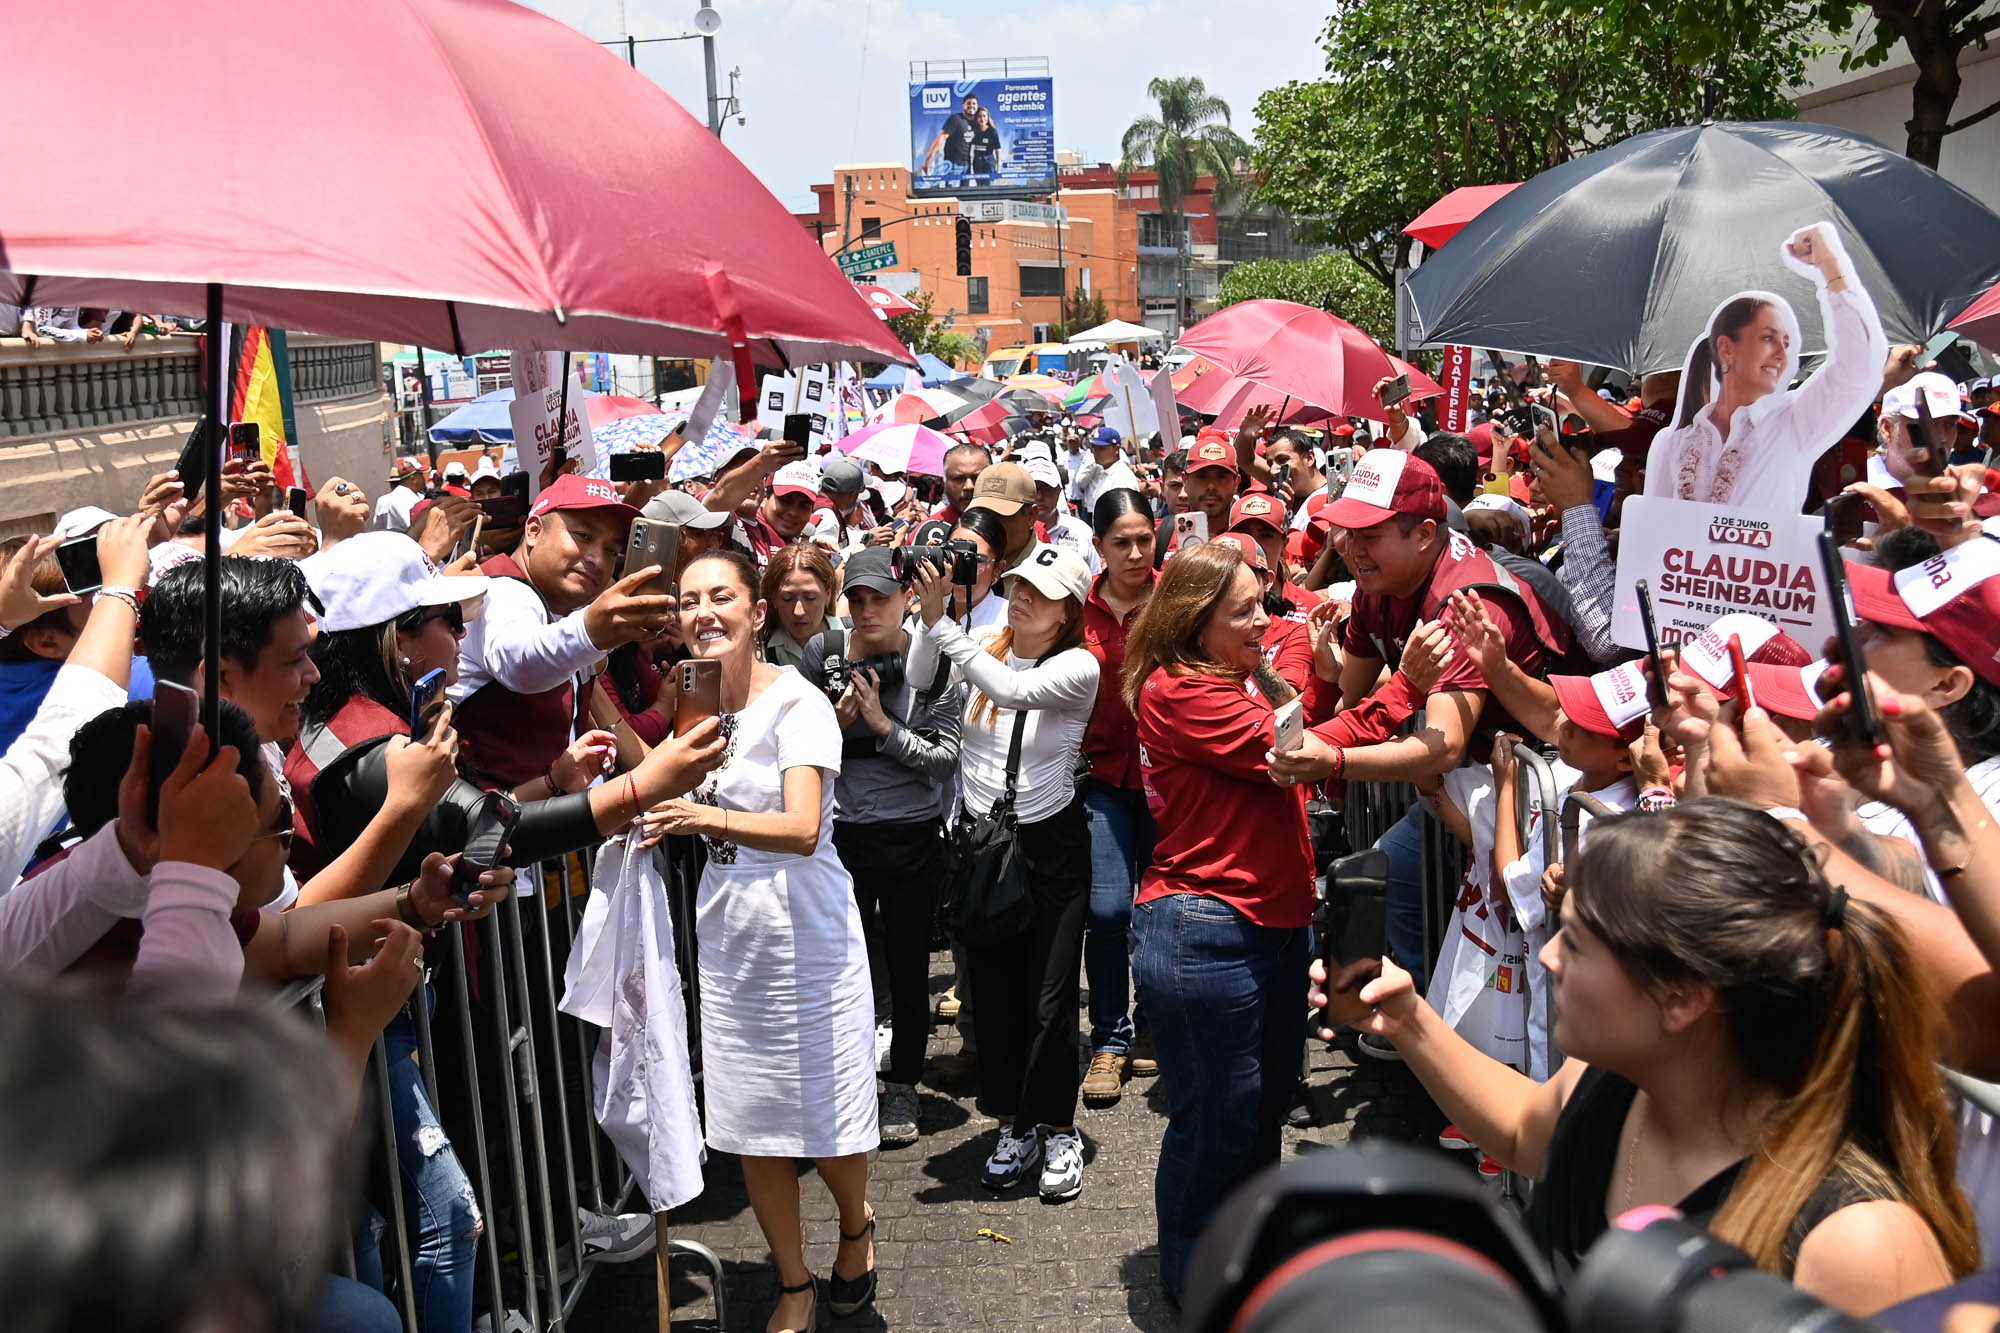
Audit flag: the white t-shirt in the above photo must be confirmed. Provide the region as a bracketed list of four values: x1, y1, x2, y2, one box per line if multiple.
[925, 619, 1099, 825]
[1857, 755, 2000, 904]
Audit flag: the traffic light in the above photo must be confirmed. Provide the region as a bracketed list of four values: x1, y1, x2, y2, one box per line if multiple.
[955, 216, 973, 277]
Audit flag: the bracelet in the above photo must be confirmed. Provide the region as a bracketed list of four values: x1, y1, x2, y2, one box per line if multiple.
[1638, 785, 1678, 813]
[625, 772, 639, 819]
[544, 772, 560, 800]
[96, 585, 143, 615]
[1329, 746, 1346, 782]
[394, 882, 428, 929]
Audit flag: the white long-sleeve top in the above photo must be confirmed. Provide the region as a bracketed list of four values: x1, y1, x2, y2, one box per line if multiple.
[0, 822, 151, 978]
[921, 617, 1099, 824]
[127, 861, 245, 1004]
[0, 663, 128, 888]
[450, 571, 604, 703]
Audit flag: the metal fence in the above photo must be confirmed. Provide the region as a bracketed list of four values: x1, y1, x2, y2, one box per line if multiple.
[279, 845, 724, 1332]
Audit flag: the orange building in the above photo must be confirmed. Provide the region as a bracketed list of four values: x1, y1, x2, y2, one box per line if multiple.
[796, 163, 1139, 362]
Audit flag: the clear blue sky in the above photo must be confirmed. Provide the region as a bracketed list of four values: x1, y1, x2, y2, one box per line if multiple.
[522, 0, 1330, 211]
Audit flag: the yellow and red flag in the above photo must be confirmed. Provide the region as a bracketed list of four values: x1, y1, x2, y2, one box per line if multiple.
[231, 325, 301, 490]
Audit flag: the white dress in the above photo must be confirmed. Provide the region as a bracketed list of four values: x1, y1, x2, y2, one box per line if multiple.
[691, 667, 879, 1158]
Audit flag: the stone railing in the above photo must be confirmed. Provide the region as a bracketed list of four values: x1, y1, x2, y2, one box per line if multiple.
[0, 333, 382, 440]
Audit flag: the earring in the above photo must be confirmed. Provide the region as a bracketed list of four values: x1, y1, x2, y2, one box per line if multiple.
[399, 656, 411, 668]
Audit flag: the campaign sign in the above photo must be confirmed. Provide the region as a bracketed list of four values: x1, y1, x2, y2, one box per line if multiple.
[755, 365, 837, 448]
[909, 77, 1056, 199]
[1612, 496, 1832, 652]
[508, 350, 595, 500]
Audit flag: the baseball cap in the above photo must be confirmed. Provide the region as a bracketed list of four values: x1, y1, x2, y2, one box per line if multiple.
[1209, 530, 1270, 574]
[52, 506, 120, 541]
[301, 531, 490, 634]
[967, 461, 1035, 517]
[841, 547, 902, 598]
[1883, 371, 1977, 427]
[1089, 425, 1123, 449]
[908, 518, 954, 547]
[1187, 430, 1239, 476]
[818, 456, 865, 495]
[642, 489, 730, 531]
[1322, 449, 1446, 531]
[1593, 400, 1673, 461]
[388, 457, 425, 482]
[1747, 658, 1835, 722]
[1023, 452, 1062, 490]
[1678, 613, 1812, 698]
[1846, 540, 2000, 687]
[1329, 423, 1357, 439]
[529, 473, 641, 522]
[1465, 493, 1532, 546]
[770, 461, 822, 500]
[443, 459, 469, 480]
[1003, 544, 1091, 604]
[1228, 490, 1284, 534]
[1550, 660, 1651, 741]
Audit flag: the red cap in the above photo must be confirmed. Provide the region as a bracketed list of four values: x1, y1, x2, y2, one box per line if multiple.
[529, 473, 641, 523]
[1286, 528, 1314, 568]
[1550, 660, 1650, 741]
[1330, 423, 1356, 438]
[1188, 430, 1239, 475]
[1747, 659, 1834, 722]
[1846, 542, 2000, 688]
[1209, 530, 1269, 574]
[1467, 421, 1494, 467]
[1322, 449, 1446, 531]
[1228, 490, 1284, 534]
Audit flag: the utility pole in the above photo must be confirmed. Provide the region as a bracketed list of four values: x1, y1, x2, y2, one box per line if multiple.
[841, 174, 856, 248]
[699, 0, 722, 135]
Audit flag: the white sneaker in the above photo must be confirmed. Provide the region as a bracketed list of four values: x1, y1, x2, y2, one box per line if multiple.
[875, 1021, 894, 1073]
[981, 1124, 1042, 1191]
[578, 1207, 657, 1263]
[1039, 1129, 1083, 1202]
[472, 1313, 532, 1333]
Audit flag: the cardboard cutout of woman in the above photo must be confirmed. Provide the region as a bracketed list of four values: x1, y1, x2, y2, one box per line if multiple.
[1644, 222, 1887, 509]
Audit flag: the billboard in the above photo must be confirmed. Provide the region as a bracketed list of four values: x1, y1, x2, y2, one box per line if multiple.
[908, 77, 1055, 198]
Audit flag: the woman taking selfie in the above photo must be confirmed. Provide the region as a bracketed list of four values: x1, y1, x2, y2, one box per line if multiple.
[916, 544, 1099, 1203]
[1315, 797, 1976, 1316]
[640, 549, 878, 1333]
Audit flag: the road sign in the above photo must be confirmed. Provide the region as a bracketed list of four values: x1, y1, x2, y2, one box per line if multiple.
[837, 242, 898, 276]
[958, 201, 1066, 224]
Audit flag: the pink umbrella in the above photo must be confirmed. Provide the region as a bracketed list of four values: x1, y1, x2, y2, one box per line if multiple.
[855, 284, 920, 320]
[1951, 283, 2000, 352]
[1403, 183, 1521, 250]
[1176, 301, 1401, 420]
[585, 394, 667, 426]
[869, 389, 967, 425]
[0, 0, 911, 369]
[838, 422, 959, 478]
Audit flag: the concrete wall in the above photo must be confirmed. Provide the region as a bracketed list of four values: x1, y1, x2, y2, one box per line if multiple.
[1795, 39, 2000, 212]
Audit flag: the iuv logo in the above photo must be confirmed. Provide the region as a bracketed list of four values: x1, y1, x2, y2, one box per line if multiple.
[921, 86, 951, 110]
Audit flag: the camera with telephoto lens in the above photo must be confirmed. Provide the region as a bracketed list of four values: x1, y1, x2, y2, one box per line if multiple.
[890, 539, 980, 585]
[817, 650, 906, 704]
[1180, 1141, 1882, 1333]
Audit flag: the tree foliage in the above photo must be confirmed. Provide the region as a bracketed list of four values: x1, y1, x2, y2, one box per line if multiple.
[1121, 76, 1252, 321]
[1251, 0, 1820, 283]
[1215, 255, 1396, 346]
[1055, 284, 1111, 341]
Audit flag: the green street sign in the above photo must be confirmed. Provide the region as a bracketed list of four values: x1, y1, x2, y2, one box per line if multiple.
[837, 242, 898, 275]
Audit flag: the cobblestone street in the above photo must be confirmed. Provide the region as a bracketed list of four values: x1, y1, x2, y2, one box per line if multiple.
[576, 951, 1447, 1331]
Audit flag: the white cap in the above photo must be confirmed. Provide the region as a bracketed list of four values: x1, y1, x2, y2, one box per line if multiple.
[1678, 613, 1779, 692]
[301, 531, 490, 633]
[1464, 493, 1532, 545]
[1023, 452, 1062, 490]
[443, 459, 469, 479]
[1589, 448, 1621, 484]
[1002, 543, 1091, 605]
[471, 459, 501, 481]
[771, 461, 821, 498]
[52, 506, 120, 541]
[1883, 371, 1975, 424]
[874, 477, 909, 510]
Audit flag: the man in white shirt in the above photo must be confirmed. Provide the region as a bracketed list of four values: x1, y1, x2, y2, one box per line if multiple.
[1023, 452, 1100, 575]
[373, 457, 426, 533]
[1075, 426, 1141, 520]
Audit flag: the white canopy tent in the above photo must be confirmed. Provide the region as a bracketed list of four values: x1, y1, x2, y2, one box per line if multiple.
[1070, 318, 1168, 345]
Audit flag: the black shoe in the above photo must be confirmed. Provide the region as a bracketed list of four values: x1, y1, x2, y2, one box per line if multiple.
[772, 1275, 818, 1332]
[826, 1211, 876, 1317]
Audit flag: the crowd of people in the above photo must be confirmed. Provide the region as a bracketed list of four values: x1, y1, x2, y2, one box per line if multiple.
[11, 325, 2000, 1333]
[1, 303, 206, 351]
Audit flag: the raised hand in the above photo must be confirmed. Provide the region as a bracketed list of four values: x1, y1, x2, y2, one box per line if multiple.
[0, 535, 76, 631]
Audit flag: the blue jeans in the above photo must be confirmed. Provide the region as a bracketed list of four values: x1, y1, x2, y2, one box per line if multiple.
[309, 1275, 403, 1333]
[1083, 783, 1155, 1055]
[381, 1005, 481, 1333]
[1132, 892, 1308, 1302]
[1378, 803, 1431, 995]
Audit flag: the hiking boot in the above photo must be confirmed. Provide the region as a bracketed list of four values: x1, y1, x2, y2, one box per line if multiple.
[879, 1082, 921, 1147]
[1128, 1025, 1159, 1078]
[1081, 1050, 1128, 1105]
[936, 986, 961, 1022]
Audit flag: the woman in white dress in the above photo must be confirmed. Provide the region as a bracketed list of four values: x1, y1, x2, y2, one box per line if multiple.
[642, 548, 878, 1333]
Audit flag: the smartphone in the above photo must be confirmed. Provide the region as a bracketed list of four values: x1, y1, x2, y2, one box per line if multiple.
[148, 680, 199, 828]
[782, 413, 814, 451]
[1726, 634, 1756, 713]
[451, 791, 521, 906]
[286, 486, 308, 518]
[1273, 698, 1305, 755]
[1817, 530, 1885, 751]
[54, 533, 103, 595]
[228, 421, 260, 466]
[624, 517, 682, 595]
[1910, 394, 1950, 480]
[608, 450, 668, 483]
[675, 659, 723, 735]
[1634, 579, 1670, 711]
[175, 418, 212, 506]
[1174, 511, 1209, 546]
[476, 494, 528, 527]
[1272, 459, 1293, 499]
[1316, 849, 1390, 1030]
[1379, 373, 1413, 409]
[1824, 490, 1869, 548]
[409, 667, 447, 740]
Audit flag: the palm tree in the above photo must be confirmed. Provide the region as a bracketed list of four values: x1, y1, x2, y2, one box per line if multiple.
[1119, 76, 1250, 333]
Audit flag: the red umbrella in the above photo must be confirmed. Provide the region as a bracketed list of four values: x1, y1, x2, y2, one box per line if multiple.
[0, 0, 910, 369]
[855, 284, 920, 320]
[1175, 300, 1401, 421]
[1403, 183, 1521, 250]
[1389, 356, 1445, 403]
[1951, 283, 2000, 351]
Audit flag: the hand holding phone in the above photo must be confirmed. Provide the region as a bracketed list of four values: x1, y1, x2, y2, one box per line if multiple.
[1272, 698, 1306, 755]
[1378, 373, 1413, 409]
[1316, 849, 1390, 1029]
[409, 668, 447, 740]
[1726, 634, 1756, 714]
[1817, 531, 1884, 751]
[55, 533, 104, 595]
[148, 681, 199, 829]
[286, 486, 309, 518]
[228, 421, 261, 466]
[675, 659, 723, 736]
[1174, 511, 1209, 546]
[609, 451, 668, 483]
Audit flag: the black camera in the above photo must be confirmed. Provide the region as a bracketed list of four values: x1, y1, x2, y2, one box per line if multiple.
[890, 540, 980, 585]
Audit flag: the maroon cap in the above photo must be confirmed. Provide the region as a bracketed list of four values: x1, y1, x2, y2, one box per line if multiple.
[1593, 398, 1673, 462]
[1846, 542, 2000, 689]
[1209, 530, 1270, 574]
[1322, 449, 1446, 531]
[529, 473, 641, 523]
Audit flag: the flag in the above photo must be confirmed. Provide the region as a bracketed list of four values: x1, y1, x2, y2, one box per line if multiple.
[231, 325, 299, 489]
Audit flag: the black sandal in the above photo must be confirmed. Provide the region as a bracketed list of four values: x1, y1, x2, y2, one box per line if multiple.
[771, 1274, 818, 1332]
[827, 1210, 877, 1317]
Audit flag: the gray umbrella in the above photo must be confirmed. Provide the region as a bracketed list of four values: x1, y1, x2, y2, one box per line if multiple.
[1404, 120, 2000, 376]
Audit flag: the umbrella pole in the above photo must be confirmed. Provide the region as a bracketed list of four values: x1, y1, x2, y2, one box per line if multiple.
[554, 357, 571, 472]
[202, 282, 225, 741]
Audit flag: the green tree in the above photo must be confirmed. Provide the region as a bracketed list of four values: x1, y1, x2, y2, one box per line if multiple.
[882, 290, 980, 370]
[1055, 284, 1111, 341]
[1119, 76, 1253, 328]
[1251, 0, 1818, 283]
[1214, 255, 1396, 346]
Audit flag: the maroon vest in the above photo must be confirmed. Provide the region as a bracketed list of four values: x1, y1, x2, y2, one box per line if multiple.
[453, 552, 578, 789]
[284, 694, 404, 881]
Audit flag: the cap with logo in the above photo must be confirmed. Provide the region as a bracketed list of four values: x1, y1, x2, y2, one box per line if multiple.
[389, 457, 425, 481]
[642, 489, 731, 531]
[1187, 428, 1240, 476]
[1550, 659, 1651, 741]
[1321, 449, 1446, 530]
[1089, 425, 1123, 449]
[1883, 371, 1978, 427]
[1676, 613, 1812, 698]
[770, 460, 822, 500]
[528, 473, 642, 522]
[1464, 493, 1532, 546]
[52, 506, 121, 541]
[1746, 658, 1836, 722]
[841, 547, 902, 598]
[967, 461, 1036, 517]
[1846, 540, 2000, 688]
[1209, 530, 1270, 575]
[1023, 453, 1062, 490]
[301, 531, 491, 634]
[1002, 543, 1091, 603]
[1227, 490, 1284, 535]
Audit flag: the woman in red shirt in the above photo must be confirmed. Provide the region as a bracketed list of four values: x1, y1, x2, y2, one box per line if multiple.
[1124, 541, 1442, 1306]
[1079, 488, 1159, 1106]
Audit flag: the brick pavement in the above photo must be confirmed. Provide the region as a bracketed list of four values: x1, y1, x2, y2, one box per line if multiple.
[575, 951, 1447, 1332]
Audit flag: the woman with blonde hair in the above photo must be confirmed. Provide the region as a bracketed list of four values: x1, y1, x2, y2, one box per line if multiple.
[759, 542, 838, 669]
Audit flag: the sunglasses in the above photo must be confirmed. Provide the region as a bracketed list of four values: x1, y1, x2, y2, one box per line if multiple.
[397, 602, 466, 635]
[255, 793, 295, 849]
